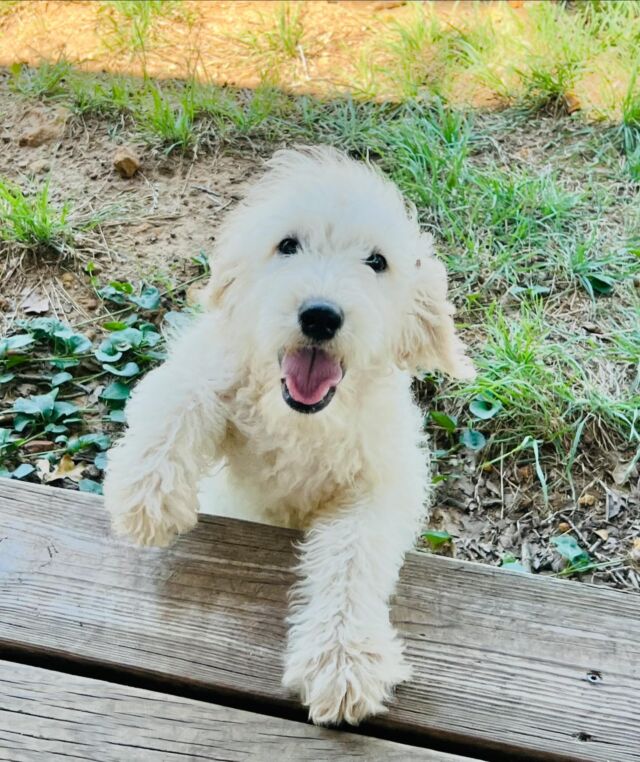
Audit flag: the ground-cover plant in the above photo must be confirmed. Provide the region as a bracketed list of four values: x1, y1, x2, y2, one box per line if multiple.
[0, 266, 206, 492]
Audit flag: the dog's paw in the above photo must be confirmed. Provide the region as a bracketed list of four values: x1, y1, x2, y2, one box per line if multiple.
[105, 476, 197, 547]
[283, 638, 411, 726]
[110, 501, 193, 547]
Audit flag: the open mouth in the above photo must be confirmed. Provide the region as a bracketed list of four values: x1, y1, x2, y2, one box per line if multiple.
[280, 347, 344, 414]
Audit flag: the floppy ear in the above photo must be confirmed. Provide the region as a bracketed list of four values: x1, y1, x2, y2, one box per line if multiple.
[199, 254, 242, 309]
[397, 234, 475, 379]
[198, 208, 249, 311]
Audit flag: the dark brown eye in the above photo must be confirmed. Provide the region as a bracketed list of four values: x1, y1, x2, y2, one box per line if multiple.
[364, 250, 387, 273]
[277, 237, 299, 256]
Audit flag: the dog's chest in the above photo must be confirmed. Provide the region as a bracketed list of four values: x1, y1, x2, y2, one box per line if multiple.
[221, 410, 367, 527]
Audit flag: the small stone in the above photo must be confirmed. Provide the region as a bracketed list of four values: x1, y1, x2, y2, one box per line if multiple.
[61, 272, 75, 287]
[18, 106, 69, 147]
[113, 146, 141, 178]
[557, 521, 571, 533]
[564, 91, 582, 114]
[516, 465, 533, 482]
[578, 493, 596, 507]
[29, 158, 51, 174]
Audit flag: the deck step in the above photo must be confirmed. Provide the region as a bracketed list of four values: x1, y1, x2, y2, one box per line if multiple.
[1, 479, 639, 761]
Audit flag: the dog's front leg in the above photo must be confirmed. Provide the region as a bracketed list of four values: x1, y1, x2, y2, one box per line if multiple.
[283, 482, 425, 726]
[104, 316, 230, 547]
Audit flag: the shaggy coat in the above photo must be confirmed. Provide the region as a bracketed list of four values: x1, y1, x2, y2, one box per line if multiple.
[104, 147, 473, 725]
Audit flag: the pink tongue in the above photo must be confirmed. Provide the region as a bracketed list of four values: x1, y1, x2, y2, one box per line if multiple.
[282, 348, 343, 406]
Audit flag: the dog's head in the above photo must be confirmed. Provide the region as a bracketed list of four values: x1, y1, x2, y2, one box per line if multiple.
[203, 147, 474, 415]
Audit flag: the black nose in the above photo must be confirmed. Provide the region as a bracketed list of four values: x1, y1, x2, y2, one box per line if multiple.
[298, 300, 344, 342]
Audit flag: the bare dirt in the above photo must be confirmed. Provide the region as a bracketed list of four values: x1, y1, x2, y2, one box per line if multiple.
[0, 81, 257, 323]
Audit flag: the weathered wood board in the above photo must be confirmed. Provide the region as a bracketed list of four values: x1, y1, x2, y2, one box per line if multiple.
[0, 660, 478, 761]
[1, 480, 639, 761]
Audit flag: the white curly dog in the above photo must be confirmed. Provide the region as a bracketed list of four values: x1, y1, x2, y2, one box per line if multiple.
[104, 146, 473, 726]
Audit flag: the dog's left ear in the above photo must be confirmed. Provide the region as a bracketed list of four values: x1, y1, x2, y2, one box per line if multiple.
[396, 234, 475, 379]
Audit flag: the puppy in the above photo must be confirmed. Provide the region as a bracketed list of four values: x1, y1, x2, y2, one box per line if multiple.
[104, 146, 473, 726]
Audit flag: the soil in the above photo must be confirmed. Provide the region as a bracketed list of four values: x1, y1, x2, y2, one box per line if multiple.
[0, 1, 495, 93]
[0, 82, 257, 320]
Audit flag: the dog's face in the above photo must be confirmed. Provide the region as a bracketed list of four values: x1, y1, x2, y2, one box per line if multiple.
[204, 148, 474, 415]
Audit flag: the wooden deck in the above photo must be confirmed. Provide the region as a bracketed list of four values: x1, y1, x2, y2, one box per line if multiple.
[1, 479, 639, 761]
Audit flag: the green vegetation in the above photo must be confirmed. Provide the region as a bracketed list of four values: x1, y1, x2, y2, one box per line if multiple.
[98, 0, 186, 56]
[238, 2, 305, 63]
[0, 178, 74, 255]
[10, 60, 73, 99]
[0, 176, 111, 256]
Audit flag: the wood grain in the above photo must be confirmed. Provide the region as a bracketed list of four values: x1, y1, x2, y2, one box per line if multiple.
[1, 479, 639, 761]
[0, 660, 476, 761]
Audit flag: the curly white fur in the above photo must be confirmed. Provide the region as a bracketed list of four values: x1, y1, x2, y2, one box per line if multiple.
[104, 146, 474, 726]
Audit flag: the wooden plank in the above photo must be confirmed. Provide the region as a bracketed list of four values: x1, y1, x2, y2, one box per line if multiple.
[1, 479, 639, 762]
[0, 660, 474, 761]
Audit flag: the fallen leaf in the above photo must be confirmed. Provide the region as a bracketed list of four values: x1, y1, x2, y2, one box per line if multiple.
[611, 458, 639, 486]
[44, 453, 85, 483]
[578, 493, 596, 507]
[35, 459, 51, 480]
[22, 439, 55, 453]
[605, 489, 625, 520]
[595, 529, 609, 541]
[22, 290, 50, 314]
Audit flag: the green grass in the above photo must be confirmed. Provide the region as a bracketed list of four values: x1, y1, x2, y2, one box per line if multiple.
[98, 0, 184, 57]
[134, 84, 197, 152]
[0, 177, 111, 256]
[444, 299, 640, 486]
[0, 178, 73, 254]
[10, 60, 73, 99]
[379, 4, 497, 100]
[239, 2, 305, 63]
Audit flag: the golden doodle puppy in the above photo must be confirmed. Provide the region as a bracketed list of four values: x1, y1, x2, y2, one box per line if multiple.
[105, 147, 474, 726]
